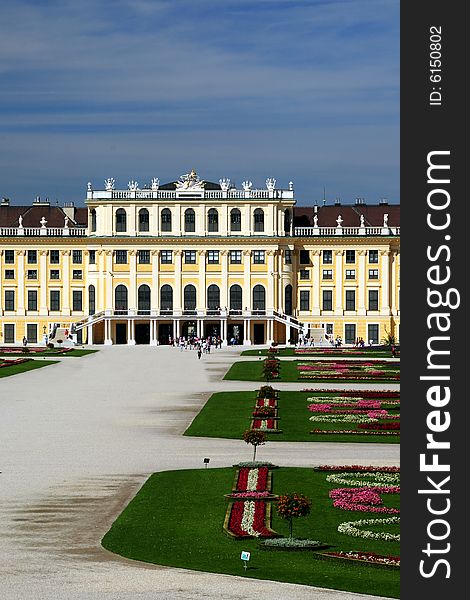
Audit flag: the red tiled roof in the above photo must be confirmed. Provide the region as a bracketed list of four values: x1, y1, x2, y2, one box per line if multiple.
[0, 205, 85, 228]
[294, 204, 400, 228]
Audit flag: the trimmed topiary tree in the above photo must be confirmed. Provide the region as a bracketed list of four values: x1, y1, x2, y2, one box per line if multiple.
[243, 429, 267, 461]
[276, 493, 312, 539]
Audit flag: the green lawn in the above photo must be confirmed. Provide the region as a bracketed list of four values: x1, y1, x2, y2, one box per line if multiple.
[0, 349, 98, 357]
[224, 360, 400, 383]
[184, 390, 399, 443]
[242, 348, 394, 358]
[102, 467, 399, 598]
[0, 359, 59, 378]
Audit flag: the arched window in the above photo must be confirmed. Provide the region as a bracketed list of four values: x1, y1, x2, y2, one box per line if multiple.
[284, 209, 291, 235]
[229, 284, 242, 311]
[161, 208, 172, 232]
[230, 208, 241, 232]
[284, 284, 293, 316]
[115, 284, 128, 313]
[138, 208, 149, 232]
[184, 208, 195, 233]
[116, 208, 127, 232]
[207, 284, 220, 310]
[88, 284, 96, 315]
[138, 284, 151, 313]
[207, 208, 219, 232]
[254, 208, 264, 232]
[184, 284, 197, 310]
[160, 285, 173, 311]
[90, 209, 97, 232]
[253, 285, 265, 311]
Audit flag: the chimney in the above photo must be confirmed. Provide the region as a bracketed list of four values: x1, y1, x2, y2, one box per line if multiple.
[355, 197, 365, 205]
[63, 202, 75, 220]
[334, 198, 341, 206]
[1, 197, 10, 206]
[379, 198, 388, 205]
[32, 196, 50, 206]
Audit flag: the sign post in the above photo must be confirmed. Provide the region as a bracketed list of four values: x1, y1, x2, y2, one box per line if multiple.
[240, 550, 250, 572]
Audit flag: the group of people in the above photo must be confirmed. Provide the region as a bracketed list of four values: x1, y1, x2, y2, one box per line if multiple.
[169, 335, 223, 359]
[354, 337, 366, 347]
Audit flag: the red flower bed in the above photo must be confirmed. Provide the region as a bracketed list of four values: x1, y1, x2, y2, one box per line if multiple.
[0, 358, 30, 368]
[227, 501, 274, 537]
[358, 422, 400, 430]
[256, 398, 277, 408]
[252, 419, 277, 430]
[315, 465, 400, 473]
[235, 467, 269, 491]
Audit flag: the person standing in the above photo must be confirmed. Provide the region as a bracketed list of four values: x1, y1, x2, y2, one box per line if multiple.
[197, 348, 202, 360]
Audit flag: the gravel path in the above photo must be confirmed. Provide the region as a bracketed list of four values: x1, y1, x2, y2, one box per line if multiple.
[0, 345, 399, 600]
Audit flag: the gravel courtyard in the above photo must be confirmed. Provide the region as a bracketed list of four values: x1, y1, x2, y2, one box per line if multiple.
[0, 345, 399, 600]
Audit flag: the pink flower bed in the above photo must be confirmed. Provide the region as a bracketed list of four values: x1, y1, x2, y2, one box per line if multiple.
[310, 429, 400, 436]
[358, 422, 400, 430]
[316, 465, 400, 473]
[227, 491, 272, 499]
[329, 486, 400, 514]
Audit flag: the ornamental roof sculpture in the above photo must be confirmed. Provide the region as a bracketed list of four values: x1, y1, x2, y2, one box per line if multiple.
[175, 169, 205, 191]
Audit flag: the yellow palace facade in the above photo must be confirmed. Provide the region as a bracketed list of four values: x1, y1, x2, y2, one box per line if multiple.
[0, 170, 400, 346]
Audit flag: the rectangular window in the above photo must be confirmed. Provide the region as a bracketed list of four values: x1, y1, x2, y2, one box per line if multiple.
[72, 269, 82, 280]
[322, 269, 333, 280]
[27, 250, 37, 264]
[50, 270, 60, 280]
[27, 289, 38, 311]
[299, 269, 309, 280]
[50, 250, 60, 264]
[72, 290, 83, 311]
[89, 250, 96, 264]
[322, 290, 333, 311]
[368, 290, 379, 311]
[27, 269, 38, 280]
[322, 249, 332, 264]
[369, 249, 379, 263]
[4, 323, 15, 343]
[345, 250, 355, 264]
[4, 269, 14, 279]
[138, 250, 150, 264]
[299, 250, 310, 265]
[207, 250, 219, 264]
[345, 269, 356, 279]
[115, 250, 128, 264]
[345, 323, 356, 344]
[50, 290, 60, 311]
[72, 250, 82, 264]
[325, 323, 334, 335]
[5, 290, 15, 311]
[5, 250, 15, 264]
[160, 250, 173, 264]
[345, 290, 356, 311]
[230, 250, 242, 264]
[26, 323, 38, 344]
[184, 250, 197, 264]
[284, 249, 292, 264]
[368, 324, 379, 345]
[299, 290, 310, 311]
[252, 250, 265, 264]
[368, 268, 379, 279]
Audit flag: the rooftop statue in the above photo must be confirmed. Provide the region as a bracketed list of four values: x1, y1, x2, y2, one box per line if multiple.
[242, 180, 252, 191]
[151, 177, 160, 191]
[104, 178, 115, 191]
[18, 214, 23, 227]
[176, 169, 205, 190]
[383, 213, 389, 227]
[40, 216, 47, 228]
[336, 215, 343, 227]
[360, 214, 365, 227]
[128, 180, 139, 191]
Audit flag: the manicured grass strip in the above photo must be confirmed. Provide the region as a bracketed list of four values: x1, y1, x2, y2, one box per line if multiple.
[0, 349, 98, 357]
[184, 390, 399, 444]
[0, 359, 59, 378]
[224, 360, 399, 383]
[102, 467, 399, 598]
[242, 348, 394, 358]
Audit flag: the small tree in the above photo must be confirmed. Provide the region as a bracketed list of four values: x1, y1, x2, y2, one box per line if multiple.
[276, 493, 312, 539]
[243, 429, 267, 461]
[381, 326, 396, 347]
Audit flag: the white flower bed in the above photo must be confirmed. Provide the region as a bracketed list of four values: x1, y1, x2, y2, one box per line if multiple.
[309, 414, 378, 424]
[338, 516, 400, 541]
[326, 471, 400, 487]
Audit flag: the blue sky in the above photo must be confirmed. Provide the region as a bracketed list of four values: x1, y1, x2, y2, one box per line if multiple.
[0, 0, 399, 206]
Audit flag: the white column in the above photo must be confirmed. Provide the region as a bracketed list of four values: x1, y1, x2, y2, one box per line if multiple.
[175, 319, 180, 338]
[198, 250, 206, 310]
[127, 319, 131, 344]
[87, 324, 93, 345]
[244, 203, 251, 236]
[172, 319, 177, 340]
[39, 250, 48, 314]
[358, 250, 367, 315]
[311, 250, 321, 315]
[267, 320, 273, 345]
[267, 251, 275, 310]
[380, 250, 391, 315]
[221, 250, 228, 310]
[130, 319, 136, 345]
[244, 319, 251, 344]
[104, 319, 112, 345]
[97, 251, 105, 311]
[390, 250, 398, 315]
[62, 250, 71, 315]
[106, 251, 113, 310]
[129, 250, 137, 311]
[334, 250, 343, 314]
[152, 250, 159, 311]
[243, 251, 251, 310]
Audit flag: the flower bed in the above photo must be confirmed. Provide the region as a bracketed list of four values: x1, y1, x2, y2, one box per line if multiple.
[337, 516, 400, 541]
[224, 466, 279, 538]
[0, 358, 30, 368]
[315, 465, 400, 473]
[321, 550, 400, 567]
[310, 429, 400, 436]
[329, 487, 400, 514]
[297, 360, 400, 381]
[303, 390, 400, 399]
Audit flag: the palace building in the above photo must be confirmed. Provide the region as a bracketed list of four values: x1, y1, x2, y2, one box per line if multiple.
[0, 170, 400, 346]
